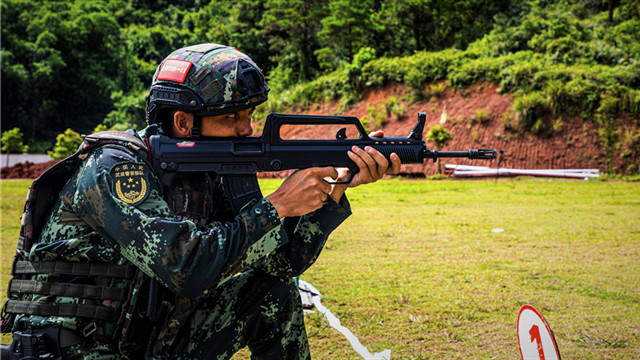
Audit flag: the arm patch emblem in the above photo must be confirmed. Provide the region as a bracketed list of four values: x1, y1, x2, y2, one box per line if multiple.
[110, 162, 150, 205]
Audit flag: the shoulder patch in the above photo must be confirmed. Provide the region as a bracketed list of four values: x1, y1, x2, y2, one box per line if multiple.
[110, 162, 150, 205]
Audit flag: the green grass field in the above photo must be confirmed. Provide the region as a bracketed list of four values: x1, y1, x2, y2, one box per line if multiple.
[2, 178, 639, 359]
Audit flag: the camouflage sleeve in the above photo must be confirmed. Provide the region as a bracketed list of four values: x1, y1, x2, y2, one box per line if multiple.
[67, 146, 289, 299]
[252, 194, 352, 277]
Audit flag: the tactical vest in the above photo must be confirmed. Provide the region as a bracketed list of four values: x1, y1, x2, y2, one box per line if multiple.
[1, 131, 149, 347]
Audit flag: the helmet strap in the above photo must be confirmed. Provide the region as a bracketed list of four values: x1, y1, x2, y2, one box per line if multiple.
[191, 114, 202, 137]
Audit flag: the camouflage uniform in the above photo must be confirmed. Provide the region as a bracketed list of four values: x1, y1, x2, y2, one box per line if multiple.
[12, 123, 352, 359]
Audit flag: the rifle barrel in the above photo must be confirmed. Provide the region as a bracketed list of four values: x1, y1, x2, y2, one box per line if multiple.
[423, 149, 497, 161]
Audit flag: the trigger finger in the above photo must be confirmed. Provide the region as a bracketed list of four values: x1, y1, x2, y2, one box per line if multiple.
[321, 179, 332, 194]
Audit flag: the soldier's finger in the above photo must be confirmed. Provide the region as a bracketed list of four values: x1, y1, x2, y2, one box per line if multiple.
[311, 166, 339, 180]
[352, 146, 378, 174]
[364, 146, 389, 178]
[348, 148, 374, 183]
[389, 153, 402, 174]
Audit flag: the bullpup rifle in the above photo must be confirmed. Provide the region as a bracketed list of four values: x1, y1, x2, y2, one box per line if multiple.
[149, 112, 497, 213]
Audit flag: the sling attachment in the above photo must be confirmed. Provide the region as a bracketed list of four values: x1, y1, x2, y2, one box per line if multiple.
[82, 322, 97, 338]
[222, 174, 263, 215]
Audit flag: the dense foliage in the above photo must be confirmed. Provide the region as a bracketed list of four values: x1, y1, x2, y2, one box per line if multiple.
[272, 2, 640, 122]
[2, 0, 524, 145]
[2, 0, 639, 166]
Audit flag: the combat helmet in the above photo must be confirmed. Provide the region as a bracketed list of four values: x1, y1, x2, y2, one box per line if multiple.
[146, 43, 269, 136]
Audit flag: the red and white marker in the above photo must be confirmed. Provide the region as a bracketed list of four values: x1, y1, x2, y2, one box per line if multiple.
[517, 305, 562, 360]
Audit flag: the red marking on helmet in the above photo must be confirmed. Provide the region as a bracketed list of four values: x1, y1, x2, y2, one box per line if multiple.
[158, 59, 193, 83]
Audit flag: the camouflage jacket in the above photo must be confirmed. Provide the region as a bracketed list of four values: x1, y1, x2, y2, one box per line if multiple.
[13, 125, 352, 356]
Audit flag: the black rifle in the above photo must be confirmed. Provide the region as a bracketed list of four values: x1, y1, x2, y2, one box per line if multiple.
[148, 112, 496, 213]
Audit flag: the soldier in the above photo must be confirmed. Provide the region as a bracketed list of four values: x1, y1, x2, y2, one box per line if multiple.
[1, 44, 400, 359]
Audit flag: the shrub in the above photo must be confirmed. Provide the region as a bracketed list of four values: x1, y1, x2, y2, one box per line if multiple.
[597, 92, 621, 118]
[620, 128, 640, 160]
[502, 110, 518, 131]
[25, 140, 52, 154]
[426, 125, 453, 174]
[470, 108, 490, 126]
[347, 47, 377, 91]
[622, 89, 640, 118]
[93, 124, 109, 133]
[384, 96, 404, 119]
[48, 128, 82, 160]
[551, 116, 564, 133]
[102, 89, 147, 132]
[2, 127, 29, 167]
[1, 127, 29, 154]
[425, 82, 447, 99]
[513, 91, 549, 132]
[426, 125, 453, 148]
[362, 104, 387, 132]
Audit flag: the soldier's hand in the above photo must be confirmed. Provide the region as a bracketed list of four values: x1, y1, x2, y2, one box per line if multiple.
[329, 131, 402, 200]
[266, 167, 338, 217]
[345, 144, 402, 187]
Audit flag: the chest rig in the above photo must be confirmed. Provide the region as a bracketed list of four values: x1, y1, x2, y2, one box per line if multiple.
[1, 131, 147, 336]
[167, 172, 236, 227]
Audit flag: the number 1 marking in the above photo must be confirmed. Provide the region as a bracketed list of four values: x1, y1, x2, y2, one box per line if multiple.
[529, 324, 545, 360]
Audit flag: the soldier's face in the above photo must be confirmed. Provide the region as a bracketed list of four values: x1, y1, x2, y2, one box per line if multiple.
[200, 108, 254, 137]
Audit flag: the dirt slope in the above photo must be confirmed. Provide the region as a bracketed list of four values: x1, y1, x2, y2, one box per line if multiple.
[1, 160, 59, 180]
[2, 82, 636, 179]
[291, 82, 635, 177]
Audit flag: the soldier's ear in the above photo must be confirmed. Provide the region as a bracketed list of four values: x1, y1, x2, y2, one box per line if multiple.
[172, 111, 193, 137]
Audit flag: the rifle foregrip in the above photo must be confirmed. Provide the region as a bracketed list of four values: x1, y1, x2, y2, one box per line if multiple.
[374, 146, 423, 164]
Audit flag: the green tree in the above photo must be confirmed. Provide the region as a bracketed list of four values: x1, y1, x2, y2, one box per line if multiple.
[260, 0, 327, 87]
[426, 124, 453, 174]
[48, 128, 83, 160]
[93, 124, 109, 133]
[1, 0, 198, 142]
[315, 0, 380, 70]
[1, 127, 29, 167]
[370, 0, 520, 57]
[2, 0, 128, 139]
[226, 1, 271, 73]
[102, 89, 148, 131]
[184, 1, 272, 73]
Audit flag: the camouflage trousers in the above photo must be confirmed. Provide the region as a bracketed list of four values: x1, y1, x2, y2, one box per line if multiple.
[62, 270, 310, 360]
[170, 270, 310, 360]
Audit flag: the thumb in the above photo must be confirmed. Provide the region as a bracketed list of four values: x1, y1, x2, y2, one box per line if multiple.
[315, 166, 339, 180]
